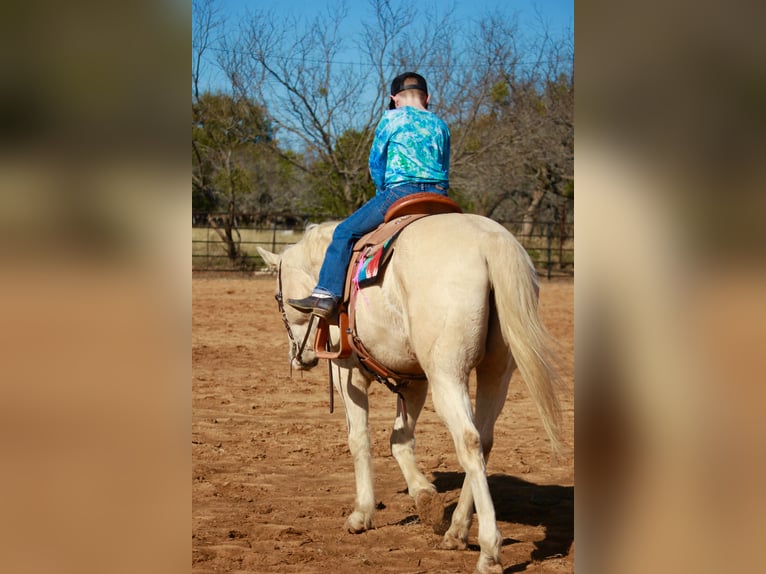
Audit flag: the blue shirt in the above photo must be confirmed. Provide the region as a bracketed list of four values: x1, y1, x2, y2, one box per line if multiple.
[368, 107, 450, 192]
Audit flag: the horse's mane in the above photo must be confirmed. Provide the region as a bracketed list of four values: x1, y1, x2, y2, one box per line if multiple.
[293, 221, 338, 273]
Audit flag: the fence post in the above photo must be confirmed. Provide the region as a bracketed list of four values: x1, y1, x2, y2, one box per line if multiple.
[205, 218, 210, 267]
[271, 222, 277, 253]
[546, 222, 552, 280]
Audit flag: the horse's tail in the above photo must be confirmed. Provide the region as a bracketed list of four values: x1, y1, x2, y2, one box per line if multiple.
[484, 231, 563, 455]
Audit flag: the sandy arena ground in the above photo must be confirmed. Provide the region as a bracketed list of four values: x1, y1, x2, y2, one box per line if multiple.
[192, 275, 574, 573]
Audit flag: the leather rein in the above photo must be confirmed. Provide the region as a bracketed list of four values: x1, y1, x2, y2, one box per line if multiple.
[274, 261, 316, 374]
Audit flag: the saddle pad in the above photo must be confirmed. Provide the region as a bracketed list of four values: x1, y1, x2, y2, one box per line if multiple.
[356, 235, 398, 287]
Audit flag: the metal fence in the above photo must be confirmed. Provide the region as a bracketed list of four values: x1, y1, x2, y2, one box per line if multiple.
[192, 214, 573, 279]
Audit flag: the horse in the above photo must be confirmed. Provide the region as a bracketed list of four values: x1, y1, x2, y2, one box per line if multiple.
[257, 213, 563, 574]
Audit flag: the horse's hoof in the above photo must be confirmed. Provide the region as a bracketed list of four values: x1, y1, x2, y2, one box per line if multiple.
[474, 554, 503, 574]
[344, 511, 371, 534]
[439, 531, 468, 550]
[415, 490, 449, 535]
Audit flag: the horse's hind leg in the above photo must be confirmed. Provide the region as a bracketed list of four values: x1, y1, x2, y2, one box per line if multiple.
[389, 380, 448, 532]
[430, 372, 504, 574]
[441, 352, 513, 552]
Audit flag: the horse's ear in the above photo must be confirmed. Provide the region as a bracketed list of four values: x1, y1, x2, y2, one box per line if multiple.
[256, 246, 281, 270]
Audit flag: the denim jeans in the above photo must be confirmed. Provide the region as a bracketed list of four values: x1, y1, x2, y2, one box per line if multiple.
[315, 182, 448, 298]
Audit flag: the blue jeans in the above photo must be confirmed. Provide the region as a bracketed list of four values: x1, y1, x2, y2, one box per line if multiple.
[315, 183, 448, 298]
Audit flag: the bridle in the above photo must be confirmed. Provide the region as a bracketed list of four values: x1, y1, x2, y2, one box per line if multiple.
[275, 261, 316, 372]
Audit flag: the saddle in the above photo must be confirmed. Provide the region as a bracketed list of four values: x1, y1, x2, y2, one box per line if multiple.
[313, 192, 462, 379]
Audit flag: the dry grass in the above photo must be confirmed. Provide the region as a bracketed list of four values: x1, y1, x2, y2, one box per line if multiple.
[192, 227, 303, 260]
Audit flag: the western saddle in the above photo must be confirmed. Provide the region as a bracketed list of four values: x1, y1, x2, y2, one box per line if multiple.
[313, 192, 462, 380]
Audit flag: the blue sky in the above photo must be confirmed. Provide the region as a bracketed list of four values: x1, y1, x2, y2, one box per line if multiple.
[231, 0, 575, 34]
[198, 0, 573, 93]
[213, 0, 573, 32]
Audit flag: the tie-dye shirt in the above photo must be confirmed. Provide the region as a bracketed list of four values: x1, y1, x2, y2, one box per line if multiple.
[368, 107, 450, 192]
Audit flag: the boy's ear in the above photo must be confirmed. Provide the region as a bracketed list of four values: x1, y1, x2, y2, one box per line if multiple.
[425, 93, 431, 109]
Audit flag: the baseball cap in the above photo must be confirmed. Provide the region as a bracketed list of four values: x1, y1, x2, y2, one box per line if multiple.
[389, 72, 429, 110]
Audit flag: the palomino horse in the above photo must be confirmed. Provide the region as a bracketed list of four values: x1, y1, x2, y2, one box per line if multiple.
[258, 213, 562, 574]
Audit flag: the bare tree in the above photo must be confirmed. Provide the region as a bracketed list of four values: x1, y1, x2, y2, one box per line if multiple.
[444, 12, 573, 233]
[198, 0, 573, 230]
[192, 0, 224, 101]
[218, 4, 373, 215]
[216, 0, 465, 215]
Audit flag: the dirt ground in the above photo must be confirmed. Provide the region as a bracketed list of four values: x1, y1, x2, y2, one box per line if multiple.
[192, 275, 574, 573]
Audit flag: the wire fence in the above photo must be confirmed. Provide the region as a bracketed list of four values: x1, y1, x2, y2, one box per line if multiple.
[192, 213, 573, 279]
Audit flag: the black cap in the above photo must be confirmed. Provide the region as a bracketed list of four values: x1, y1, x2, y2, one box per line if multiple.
[389, 72, 428, 110]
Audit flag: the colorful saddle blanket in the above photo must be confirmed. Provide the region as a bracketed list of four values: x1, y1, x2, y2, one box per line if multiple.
[355, 235, 398, 287]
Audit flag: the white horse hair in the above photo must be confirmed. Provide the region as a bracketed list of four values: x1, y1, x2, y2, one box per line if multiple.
[258, 213, 562, 574]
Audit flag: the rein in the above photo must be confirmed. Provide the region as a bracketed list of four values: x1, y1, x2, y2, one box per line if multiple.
[275, 262, 315, 375]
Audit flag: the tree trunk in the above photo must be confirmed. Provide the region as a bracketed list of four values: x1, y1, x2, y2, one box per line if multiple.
[520, 187, 545, 238]
[207, 212, 241, 262]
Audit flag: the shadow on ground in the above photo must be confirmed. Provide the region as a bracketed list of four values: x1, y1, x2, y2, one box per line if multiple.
[432, 471, 573, 569]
